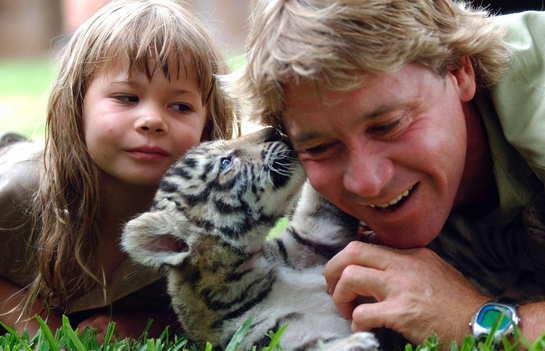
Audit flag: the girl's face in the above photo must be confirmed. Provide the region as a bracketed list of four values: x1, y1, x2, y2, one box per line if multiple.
[83, 57, 208, 187]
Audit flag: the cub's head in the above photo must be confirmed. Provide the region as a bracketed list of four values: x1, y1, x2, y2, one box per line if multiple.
[122, 128, 306, 269]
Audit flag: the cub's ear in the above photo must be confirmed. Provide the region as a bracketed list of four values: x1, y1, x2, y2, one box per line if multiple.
[121, 208, 191, 270]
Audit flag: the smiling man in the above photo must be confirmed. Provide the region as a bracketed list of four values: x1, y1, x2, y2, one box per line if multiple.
[230, 0, 545, 347]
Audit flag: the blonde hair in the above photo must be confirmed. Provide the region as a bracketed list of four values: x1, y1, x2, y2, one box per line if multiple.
[25, 0, 237, 313]
[229, 0, 510, 130]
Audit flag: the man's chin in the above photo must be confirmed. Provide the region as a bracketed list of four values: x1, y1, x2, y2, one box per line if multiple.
[373, 229, 439, 249]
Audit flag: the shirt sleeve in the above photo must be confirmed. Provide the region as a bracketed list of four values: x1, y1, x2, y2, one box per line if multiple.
[0, 143, 42, 288]
[491, 11, 545, 190]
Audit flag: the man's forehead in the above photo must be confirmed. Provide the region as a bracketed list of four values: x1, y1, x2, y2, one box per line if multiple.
[283, 64, 435, 115]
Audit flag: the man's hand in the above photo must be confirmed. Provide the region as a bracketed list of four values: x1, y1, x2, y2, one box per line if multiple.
[324, 241, 489, 345]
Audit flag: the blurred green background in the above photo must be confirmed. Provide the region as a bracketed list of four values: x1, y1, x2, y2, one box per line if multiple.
[0, 58, 55, 141]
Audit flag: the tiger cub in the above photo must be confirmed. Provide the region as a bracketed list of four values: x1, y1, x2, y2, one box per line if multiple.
[121, 128, 379, 351]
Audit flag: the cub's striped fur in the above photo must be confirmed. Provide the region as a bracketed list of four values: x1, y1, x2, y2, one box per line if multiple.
[122, 128, 379, 351]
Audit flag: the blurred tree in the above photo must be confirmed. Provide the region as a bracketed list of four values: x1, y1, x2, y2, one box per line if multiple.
[0, 0, 61, 57]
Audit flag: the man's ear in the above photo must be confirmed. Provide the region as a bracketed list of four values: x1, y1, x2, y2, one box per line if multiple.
[121, 208, 191, 270]
[447, 55, 476, 102]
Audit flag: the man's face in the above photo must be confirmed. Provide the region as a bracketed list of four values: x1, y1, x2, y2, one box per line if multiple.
[284, 63, 471, 248]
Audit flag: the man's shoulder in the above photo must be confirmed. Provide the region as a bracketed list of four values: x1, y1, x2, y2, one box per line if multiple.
[490, 11, 545, 189]
[493, 10, 545, 31]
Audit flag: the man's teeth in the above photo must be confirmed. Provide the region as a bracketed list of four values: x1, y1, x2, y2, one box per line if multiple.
[369, 187, 412, 209]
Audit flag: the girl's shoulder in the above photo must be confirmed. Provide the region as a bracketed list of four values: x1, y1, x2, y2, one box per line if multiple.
[0, 141, 43, 212]
[0, 142, 43, 285]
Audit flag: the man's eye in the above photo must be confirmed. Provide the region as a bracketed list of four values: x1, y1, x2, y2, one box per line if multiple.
[298, 141, 340, 161]
[368, 120, 401, 136]
[172, 103, 192, 113]
[305, 144, 331, 155]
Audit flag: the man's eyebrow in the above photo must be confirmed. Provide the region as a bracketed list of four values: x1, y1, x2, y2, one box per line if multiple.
[290, 130, 323, 146]
[362, 99, 411, 119]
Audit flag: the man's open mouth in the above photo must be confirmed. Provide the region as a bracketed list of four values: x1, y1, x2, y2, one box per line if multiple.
[369, 184, 417, 211]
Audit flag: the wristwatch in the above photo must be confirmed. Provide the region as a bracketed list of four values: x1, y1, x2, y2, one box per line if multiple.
[470, 301, 520, 345]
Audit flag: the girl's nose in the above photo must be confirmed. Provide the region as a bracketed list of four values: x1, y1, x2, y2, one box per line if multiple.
[135, 113, 168, 134]
[342, 149, 394, 198]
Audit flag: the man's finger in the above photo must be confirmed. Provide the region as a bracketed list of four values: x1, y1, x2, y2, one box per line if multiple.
[325, 241, 396, 293]
[350, 300, 396, 333]
[331, 264, 387, 319]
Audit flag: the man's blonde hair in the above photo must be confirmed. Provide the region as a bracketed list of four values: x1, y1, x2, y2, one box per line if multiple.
[230, 0, 510, 130]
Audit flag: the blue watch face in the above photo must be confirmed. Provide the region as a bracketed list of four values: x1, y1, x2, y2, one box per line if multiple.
[478, 306, 511, 329]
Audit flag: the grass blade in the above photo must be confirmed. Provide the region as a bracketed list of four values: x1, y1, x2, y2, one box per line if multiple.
[264, 325, 288, 351]
[103, 321, 116, 346]
[35, 315, 59, 351]
[225, 317, 253, 351]
[0, 321, 32, 351]
[168, 336, 188, 351]
[61, 315, 86, 351]
[459, 335, 475, 351]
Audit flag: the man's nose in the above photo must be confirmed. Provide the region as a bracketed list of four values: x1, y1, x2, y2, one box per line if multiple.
[342, 149, 394, 198]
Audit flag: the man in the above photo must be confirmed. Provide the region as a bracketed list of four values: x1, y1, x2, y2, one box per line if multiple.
[229, 0, 545, 347]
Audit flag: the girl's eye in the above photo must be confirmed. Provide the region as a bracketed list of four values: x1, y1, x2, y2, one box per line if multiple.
[172, 103, 192, 113]
[219, 156, 232, 171]
[115, 95, 138, 103]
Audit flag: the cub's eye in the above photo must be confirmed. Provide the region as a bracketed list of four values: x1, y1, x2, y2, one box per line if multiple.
[219, 156, 232, 171]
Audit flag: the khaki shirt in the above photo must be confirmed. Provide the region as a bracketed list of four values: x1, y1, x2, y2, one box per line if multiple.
[0, 143, 169, 316]
[484, 11, 545, 225]
[429, 11, 545, 302]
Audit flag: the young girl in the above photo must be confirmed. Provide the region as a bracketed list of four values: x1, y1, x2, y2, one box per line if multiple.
[0, 0, 236, 340]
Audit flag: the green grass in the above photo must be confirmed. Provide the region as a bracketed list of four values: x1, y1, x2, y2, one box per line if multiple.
[0, 316, 287, 351]
[1, 314, 543, 351]
[0, 58, 55, 140]
[0, 59, 55, 96]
